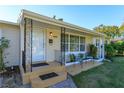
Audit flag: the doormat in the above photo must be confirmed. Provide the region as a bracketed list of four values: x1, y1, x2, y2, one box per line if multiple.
[39, 72, 58, 80]
[32, 63, 49, 67]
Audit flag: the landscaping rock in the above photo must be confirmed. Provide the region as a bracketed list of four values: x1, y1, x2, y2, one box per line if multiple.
[2, 77, 16, 87]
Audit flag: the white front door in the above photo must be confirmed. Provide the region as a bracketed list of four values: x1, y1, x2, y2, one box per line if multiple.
[32, 28, 45, 62]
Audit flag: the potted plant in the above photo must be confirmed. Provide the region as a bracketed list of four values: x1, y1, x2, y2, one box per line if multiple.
[89, 44, 97, 59]
[78, 53, 85, 59]
[69, 54, 76, 62]
[0, 37, 10, 74]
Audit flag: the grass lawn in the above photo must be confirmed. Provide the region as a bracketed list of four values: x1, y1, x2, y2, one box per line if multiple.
[72, 57, 124, 88]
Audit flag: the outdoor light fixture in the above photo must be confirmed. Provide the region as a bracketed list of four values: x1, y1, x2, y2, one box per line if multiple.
[50, 32, 53, 37]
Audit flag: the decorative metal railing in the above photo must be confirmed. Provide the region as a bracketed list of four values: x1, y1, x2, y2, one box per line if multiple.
[23, 18, 33, 72]
[61, 27, 66, 65]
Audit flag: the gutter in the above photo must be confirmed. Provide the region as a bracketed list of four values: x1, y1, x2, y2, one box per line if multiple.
[0, 20, 19, 26]
[22, 9, 105, 37]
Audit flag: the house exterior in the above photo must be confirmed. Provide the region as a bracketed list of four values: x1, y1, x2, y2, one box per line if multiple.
[0, 9, 105, 87]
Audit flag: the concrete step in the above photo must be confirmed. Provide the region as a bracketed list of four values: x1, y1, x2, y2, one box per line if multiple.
[29, 65, 67, 88]
[31, 71, 67, 88]
[22, 64, 67, 84]
[30, 65, 67, 80]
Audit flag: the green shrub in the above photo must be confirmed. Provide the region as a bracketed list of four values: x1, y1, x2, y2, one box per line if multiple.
[78, 53, 85, 59]
[70, 54, 76, 62]
[105, 44, 116, 58]
[111, 41, 124, 55]
[0, 37, 10, 72]
[117, 41, 124, 55]
[89, 44, 97, 58]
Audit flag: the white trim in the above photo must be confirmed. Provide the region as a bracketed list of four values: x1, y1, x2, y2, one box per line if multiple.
[65, 31, 87, 38]
[94, 58, 104, 62]
[0, 20, 19, 26]
[65, 61, 80, 66]
[102, 37, 105, 59]
[68, 34, 70, 52]
[99, 38, 101, 58]
[65, 58, 104, 66]
[93, 37, 105, 59]
[22, 9, 105, 37]
[65, 51, 86, 55]
[44, 28, 47, 62]
[64, 32, 86, 53]
[43, 28, 46, 61]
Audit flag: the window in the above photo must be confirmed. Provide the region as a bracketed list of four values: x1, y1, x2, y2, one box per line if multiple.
[80, 37, 85, 51]
[96, 39, 100, 47]
[61, 34, 85, 52]
[70, 35, 79, 52]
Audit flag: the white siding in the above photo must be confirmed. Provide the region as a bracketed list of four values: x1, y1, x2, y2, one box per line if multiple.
[46, 28, 61, 62]
[1, 24, 20, 67]
[32, 21, 61, 62]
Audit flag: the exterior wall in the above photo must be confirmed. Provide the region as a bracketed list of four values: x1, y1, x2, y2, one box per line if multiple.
[20, 19, 61, 63]
[20, 18, 105, 68]
[0, 21, 104, 67]
[46, 28, 61, 62]
[0, 23, 20, 67]
[45, 28, 105, 62]
[85, 35, 94, 53]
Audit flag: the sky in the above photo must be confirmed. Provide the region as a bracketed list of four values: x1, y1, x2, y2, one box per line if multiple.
[0, 5, 124, 30]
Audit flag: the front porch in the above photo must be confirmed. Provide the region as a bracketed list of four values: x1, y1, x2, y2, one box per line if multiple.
[20, 60, 103, 87]
[20, 61, 67, 88]
[19, 15, 105, 87]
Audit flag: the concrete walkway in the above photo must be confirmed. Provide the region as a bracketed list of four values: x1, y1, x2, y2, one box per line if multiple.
[50, 75, 77, 88]
[0, 77, 3, 87]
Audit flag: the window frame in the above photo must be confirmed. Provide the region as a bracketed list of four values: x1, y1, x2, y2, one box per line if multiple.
[70, 35, 79, 52]
[79, 36, 85, 51]
[62, 32, 86, 52]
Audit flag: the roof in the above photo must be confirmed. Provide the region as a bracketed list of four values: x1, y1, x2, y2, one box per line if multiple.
[21, 9, 105, 37]
[0, 20, 19, 26]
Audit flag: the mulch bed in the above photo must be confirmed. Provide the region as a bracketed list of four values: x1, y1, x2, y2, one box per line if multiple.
[0, 66, 24, 88]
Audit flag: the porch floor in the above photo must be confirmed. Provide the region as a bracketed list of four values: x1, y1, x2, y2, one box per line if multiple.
[66, 61, 103, 76]
[32, 61, 61, 71]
